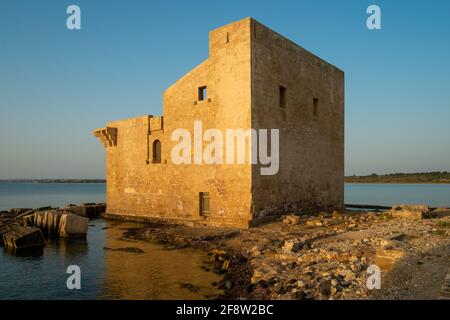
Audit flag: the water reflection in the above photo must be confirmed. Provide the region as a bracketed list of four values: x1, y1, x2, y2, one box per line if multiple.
[0, 219, 222, 300]
[4, 246, 44, 258]
[102, 221, 223, 299]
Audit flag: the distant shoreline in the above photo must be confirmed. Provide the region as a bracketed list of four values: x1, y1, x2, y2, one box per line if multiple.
[0, 179, 106, 183]
[2, 172, 450, 185]
[345, 171, 450, 184]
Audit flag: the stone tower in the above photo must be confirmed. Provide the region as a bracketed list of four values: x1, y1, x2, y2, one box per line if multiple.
[94, 17, 344, 228]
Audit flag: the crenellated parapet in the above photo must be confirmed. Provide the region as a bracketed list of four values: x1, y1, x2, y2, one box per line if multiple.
[93, 127, 118, 147]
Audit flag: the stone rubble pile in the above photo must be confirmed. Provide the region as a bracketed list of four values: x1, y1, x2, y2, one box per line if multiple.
[240, 205, 450, 299]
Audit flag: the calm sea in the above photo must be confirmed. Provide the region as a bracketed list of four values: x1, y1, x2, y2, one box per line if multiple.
[0, 183, 106, 211]
[345, 183, 450, 207]
[1, 182, 449, 211]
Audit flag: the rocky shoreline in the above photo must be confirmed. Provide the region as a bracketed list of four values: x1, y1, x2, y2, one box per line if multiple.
[2, 204, 450, 300]
[109, 205, 450, 300]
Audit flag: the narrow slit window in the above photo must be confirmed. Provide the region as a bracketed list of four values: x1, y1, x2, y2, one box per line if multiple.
[279, 86, 286, 108]
[152, 140, 161, 163]
[198, 86, 207, 101]
[199, 192, 210, 216]
[313, 98, 319, 120]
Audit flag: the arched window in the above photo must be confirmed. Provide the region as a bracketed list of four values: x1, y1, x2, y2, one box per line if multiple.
[152, 140, 161, 163]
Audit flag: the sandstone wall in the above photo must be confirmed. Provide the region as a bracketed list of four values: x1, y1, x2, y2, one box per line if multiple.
[104, 18, 253, 228]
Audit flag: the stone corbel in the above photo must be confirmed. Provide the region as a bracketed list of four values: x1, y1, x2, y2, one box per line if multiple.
[93, 127, 118, 147]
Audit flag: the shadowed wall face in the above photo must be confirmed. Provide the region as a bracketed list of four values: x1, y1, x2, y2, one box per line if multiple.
[250, 19, 344, 217]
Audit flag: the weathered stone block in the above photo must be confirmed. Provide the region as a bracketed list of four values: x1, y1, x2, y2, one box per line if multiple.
[374, 246, 405, 271]
[64, 204, 105, 218]
[58, 213, 89, 238]
[0, 220, 21, 246]
[3, 226, 45, 250]
[22, 213, 35, 226]
[32, 210, 64, 235]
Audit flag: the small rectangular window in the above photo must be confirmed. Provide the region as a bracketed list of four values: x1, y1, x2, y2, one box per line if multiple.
[313, 98, 319, 120]
[279, 86, 286, 108]
[198, 86, 207, 101]
[199, 192, 210, 216]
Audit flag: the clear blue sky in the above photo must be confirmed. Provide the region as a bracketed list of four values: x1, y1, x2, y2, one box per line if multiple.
[1, 0, 450, 179]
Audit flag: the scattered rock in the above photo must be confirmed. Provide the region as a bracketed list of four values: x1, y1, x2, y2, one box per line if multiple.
[390, 205, 435, 220]
[332, 210, 342, 219]
[318, 211, 330, 218]
[318, 279, 332, 296]
[282, 215, 301, 225]
[104, 246, 145, 254]
[221, 259, 230, 271]
[179, 282, 200, 293]
[282, 239, 304, 253]
[389, 233, 406, 241]
[306, 219, 325, 227]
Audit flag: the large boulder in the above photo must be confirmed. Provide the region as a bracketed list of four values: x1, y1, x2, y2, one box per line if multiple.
[58, 213, 89, 238]
[3, 226, 45, 250]
[281, 239, 304, 253]
[282, 215, 301, 225]
[390, 205, 434, 220]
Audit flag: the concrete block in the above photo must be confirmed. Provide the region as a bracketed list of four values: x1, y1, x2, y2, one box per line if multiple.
[3, 226, 45, 250]
[58, 213, 89, 238]
[0, 220, 21, 246]
[64, 204, 104, 218]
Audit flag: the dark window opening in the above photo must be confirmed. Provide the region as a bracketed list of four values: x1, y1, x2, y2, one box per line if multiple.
[279, 86, 286, 108]
[198, 86, 207, 101]
[152, 140, 161, 163]
[199, 192, 210, 216]
[313, 98, 319, 120]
